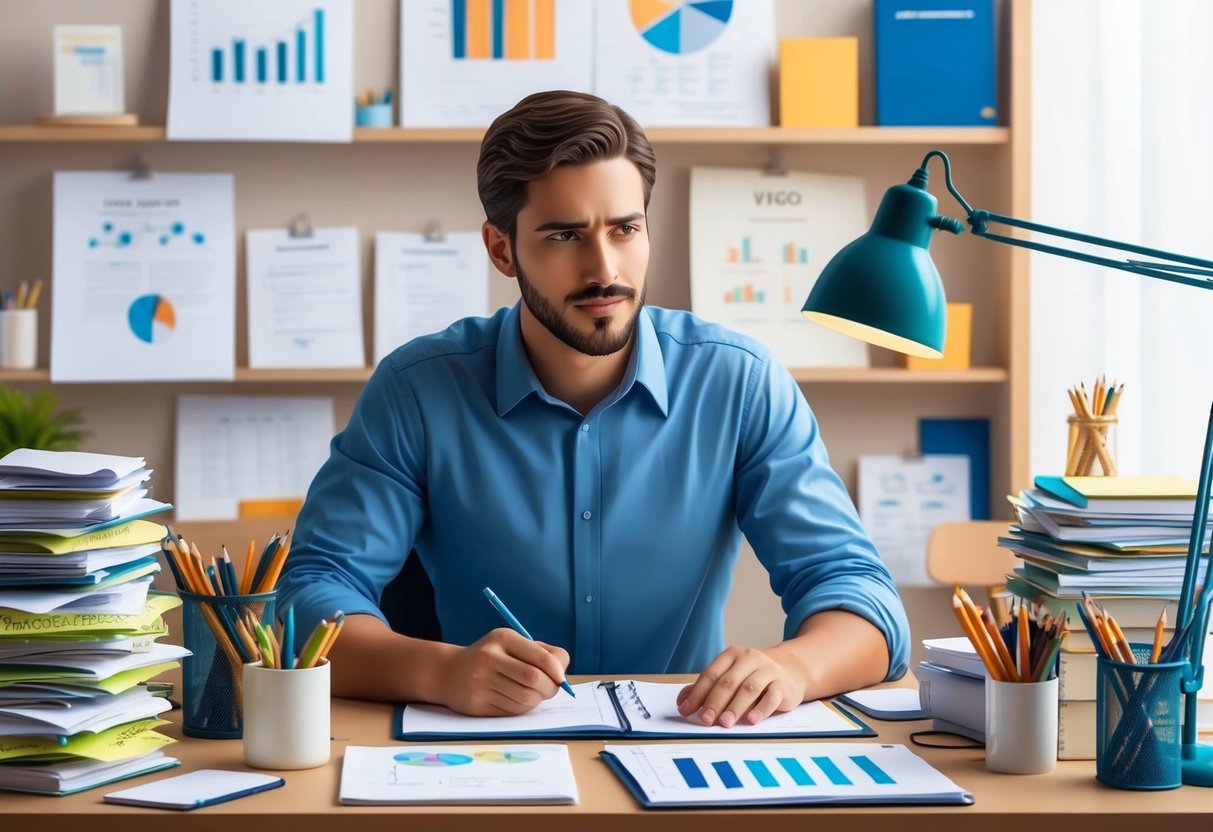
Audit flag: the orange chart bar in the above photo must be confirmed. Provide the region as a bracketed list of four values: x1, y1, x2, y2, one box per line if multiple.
[534, 0, 555, 59]
[466, 0, 491, 59]
[506, 0, 530, 59]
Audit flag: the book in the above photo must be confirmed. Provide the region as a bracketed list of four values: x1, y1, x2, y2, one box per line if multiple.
[0, 749, 178, 796]
[914, 662, 984, 738]
[921, 636, 985, 678]
[394, 680, 873, 741]
[1034, 475, 1199, 513]
[601, 742, 973, 807]
[834, 687, 927, 721]
[104, 769, 284, 810]
[874, 0, 996, 127]
[339, 744, 578, 805]
[1007, 578, 1182, 627]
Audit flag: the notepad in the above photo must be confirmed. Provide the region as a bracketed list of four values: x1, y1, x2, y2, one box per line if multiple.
[601, 742, 973, 807]
[394, 680, 873, 740]
[103, 769, 284, 810]
[339, 745, 578, 805]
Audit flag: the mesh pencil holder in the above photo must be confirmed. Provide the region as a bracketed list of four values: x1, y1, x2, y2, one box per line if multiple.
[1095, 644, 1185, 790]
[181, 589, 276, 739]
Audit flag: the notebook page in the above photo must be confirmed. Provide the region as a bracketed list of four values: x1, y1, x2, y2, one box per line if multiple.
[622, 680, 863, 736]
[398, 681, 619, 735]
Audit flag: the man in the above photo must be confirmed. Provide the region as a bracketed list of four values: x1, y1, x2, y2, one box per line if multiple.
[279, 90, 909, 728]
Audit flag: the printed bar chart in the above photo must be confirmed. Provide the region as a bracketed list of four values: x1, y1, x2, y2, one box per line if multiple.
[209, 7, 326, 86]
[452, 0, 556, 60]
[672, 752, 895, 790]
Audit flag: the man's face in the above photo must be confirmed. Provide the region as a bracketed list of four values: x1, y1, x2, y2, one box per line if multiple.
[509, 157, 650, 357]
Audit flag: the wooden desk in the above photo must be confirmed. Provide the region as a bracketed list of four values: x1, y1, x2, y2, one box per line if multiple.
[1, 676, 1208, 831]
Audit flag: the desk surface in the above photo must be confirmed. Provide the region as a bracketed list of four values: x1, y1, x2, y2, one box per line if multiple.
[2, 676, 1208, 831]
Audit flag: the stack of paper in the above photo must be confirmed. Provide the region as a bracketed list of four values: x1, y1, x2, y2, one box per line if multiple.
[0, 449, 182, 794]
[1000, 474, 1213, 759]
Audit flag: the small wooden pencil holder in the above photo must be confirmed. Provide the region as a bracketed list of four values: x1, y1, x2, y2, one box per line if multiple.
[1066, 414, 1118, 476]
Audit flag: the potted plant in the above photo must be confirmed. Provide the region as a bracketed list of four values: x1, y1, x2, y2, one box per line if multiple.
[0, 386, 87, 457]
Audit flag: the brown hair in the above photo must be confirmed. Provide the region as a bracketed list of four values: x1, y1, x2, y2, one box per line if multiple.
[477, 90, 657, 238]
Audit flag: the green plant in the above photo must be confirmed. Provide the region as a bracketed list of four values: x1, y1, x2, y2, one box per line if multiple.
[0, 386, 87, 457]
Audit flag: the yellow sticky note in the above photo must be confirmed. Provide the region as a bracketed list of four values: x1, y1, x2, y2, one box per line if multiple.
[779, 38, 859, 128]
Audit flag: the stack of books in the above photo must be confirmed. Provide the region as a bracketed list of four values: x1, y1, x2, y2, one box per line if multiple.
[1001, 474, 1212, 759]
[0, 449, 186, 795]
[915, 636, 985, 742]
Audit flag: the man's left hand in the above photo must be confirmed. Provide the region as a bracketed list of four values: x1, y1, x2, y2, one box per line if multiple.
[676, 646, 807, 728]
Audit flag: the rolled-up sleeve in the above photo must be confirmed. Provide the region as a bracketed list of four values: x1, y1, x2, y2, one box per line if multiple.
[733, 354, 910, 680]
[277, 361, 427, 640]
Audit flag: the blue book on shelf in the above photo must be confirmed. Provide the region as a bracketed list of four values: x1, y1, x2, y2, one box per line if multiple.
[920, 418, 989, 518]
[874, 0, 998, 126]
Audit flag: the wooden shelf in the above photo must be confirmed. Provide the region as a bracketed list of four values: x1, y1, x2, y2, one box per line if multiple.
[0, 366, 1008, 384]
[0, 124, 1011, 146]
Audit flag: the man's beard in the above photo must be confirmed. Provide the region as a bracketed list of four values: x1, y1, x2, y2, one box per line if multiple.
[516, 260, 645, 357]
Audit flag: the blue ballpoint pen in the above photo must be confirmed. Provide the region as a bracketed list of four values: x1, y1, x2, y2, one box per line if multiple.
[482, 587, 575, 698]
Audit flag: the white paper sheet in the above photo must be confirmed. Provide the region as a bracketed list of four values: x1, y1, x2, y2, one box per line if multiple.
[246, 227, 365, 368]
[858, 455, 972, 587]
[51, 172, 236, 382]
[373, 232, 490, 363]
[400, 0, 593, 127]
[594, 0, 775, 127]
[54, 25, 125, 116]
[174, 394, 335, 521]
[689, 167, 869, 368]
[340, 744, 578, 805]
[601, 742, 972, 806]
[167, 0, 354, 141]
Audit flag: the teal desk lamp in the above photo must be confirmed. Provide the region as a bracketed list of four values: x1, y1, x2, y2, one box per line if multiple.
[803, 150, 1213, 787]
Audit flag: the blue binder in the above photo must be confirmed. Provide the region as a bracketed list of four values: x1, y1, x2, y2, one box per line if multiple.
[920, 418, 990, 519]
[874, 0, 998, 126]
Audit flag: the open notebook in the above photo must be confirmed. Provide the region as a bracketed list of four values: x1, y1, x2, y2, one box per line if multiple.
[394, 680, 874, 740]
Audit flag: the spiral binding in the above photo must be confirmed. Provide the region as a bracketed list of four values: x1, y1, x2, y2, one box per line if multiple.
[623, 681, 651, 720]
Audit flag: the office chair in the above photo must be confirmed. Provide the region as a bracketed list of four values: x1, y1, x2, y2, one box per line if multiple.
[926, 520, 1021, 626]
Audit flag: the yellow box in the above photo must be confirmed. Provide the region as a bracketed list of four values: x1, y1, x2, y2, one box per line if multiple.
[779, 38, 859, 128]
[906, 303, 972, 369]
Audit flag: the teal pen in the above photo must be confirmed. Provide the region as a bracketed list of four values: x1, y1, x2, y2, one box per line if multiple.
[283, 606, 295, 670]
[482, 587, 575, 698]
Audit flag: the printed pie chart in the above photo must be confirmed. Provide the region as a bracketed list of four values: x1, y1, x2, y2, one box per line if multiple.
[473, 749, 540, 764]
[630, 0, 733, 54]
[128, 294, 177, 344]
[394, 751, 474, 767]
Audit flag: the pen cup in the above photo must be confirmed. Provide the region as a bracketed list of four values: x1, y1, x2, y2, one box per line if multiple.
[243, 659, 331, 770]
[181, 590, 276, 739]
[0, 309, 37, 369]
[984, 677, 1058, 774]
[1095, 645, 1184, 790]
[354, 102, 392, 127]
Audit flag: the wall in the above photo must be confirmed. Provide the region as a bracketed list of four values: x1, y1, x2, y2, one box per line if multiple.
[0, 0, 1014, 669]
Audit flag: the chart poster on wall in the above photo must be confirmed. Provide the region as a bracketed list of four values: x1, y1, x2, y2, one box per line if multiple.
[51, 172, 236, 382]
[594, 0, 775, 126]
[400, 0, 593, 126]
[689, 167, 869, 368]
[167, 0, 354, 141]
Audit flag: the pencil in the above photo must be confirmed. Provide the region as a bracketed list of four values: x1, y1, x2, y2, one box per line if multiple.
[241, 539, 256, 595]
[14, 281, 28, 311]
[1017, 602, 1031, 680]
[296, 619, 330, 669]
[314, 612, 345, 666]
[24, 280, 42, 310]
[254, 533, 292, 594]
[953, 594, 1007, 681]
[982, 606, 1019, 681]
[1150, 608, 1167, 664]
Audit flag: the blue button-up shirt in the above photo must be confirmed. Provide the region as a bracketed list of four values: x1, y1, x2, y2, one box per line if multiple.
[279, 303, 909, 678]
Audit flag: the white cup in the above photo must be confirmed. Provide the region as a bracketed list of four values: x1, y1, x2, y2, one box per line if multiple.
[0, 309, 37, 369]
[985, 677, 1058, 774]
[242, 659, 330, 770]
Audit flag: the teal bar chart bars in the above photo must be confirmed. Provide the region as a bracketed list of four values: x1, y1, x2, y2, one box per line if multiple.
[207, 7, 326, 87]
[671, 750, 892, 790]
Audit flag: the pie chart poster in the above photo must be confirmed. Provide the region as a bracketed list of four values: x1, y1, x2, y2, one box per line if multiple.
[52, 171, 236, 382]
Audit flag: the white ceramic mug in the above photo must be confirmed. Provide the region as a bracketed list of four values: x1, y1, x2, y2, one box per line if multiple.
[0, 309, 37, 369]
[985, 677, 1058, 774]
[242, 659, 330, 770]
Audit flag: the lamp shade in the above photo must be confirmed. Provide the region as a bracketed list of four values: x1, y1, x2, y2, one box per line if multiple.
[802, 178, 949, 359]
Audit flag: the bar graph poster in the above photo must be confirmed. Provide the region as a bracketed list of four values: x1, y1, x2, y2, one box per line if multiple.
[51, 172, 236, 382]
[689, 167, 869, 368]
[594, 1, 775, 126]
[168, 0, 353, 141]
[400, 0, 593, 126]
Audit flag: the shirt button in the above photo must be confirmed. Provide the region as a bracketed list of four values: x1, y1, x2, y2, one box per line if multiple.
[581, 424, 589, 433]
[585, 595, 593, 603]
[581, 510, 592, 520]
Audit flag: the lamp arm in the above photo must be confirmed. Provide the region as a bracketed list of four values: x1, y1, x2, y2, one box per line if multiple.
[918, 151, 1213, 291]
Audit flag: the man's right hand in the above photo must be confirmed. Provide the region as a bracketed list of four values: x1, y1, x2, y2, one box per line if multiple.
[436, 628, 571, 716]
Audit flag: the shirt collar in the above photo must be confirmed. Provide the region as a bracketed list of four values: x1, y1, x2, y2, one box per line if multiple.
[495, 303, 669, 418]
